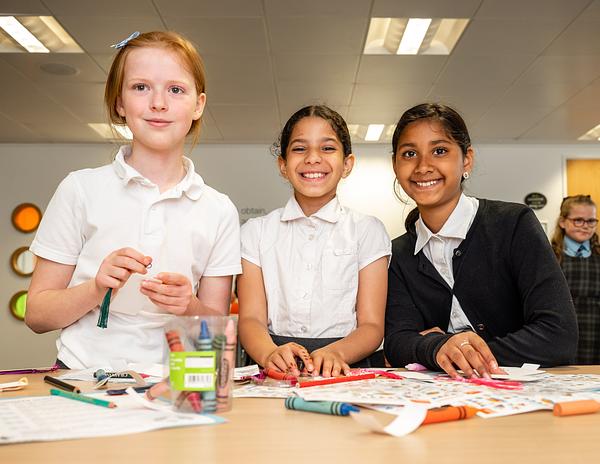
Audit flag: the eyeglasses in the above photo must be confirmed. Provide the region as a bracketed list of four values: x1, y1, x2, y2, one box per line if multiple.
[566, 217, 599, 227]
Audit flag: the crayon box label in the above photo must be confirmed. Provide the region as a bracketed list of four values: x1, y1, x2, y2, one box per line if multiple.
[169, 352, 216, 391]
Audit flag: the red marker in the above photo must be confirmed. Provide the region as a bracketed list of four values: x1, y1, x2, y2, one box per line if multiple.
[298, 373, 376, 388]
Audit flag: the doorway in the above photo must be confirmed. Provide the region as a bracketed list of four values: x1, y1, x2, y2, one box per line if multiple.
[566, 159, 600, 205]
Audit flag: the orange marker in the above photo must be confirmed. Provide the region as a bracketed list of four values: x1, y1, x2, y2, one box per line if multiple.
[553, 400, 600, 417]
[422, 405, 478, 425]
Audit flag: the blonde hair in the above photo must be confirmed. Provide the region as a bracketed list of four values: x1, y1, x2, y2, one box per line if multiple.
[551, 194, 600, 263]
[104, 31, 206, 146]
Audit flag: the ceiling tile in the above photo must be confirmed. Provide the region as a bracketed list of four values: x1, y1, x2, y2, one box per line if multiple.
[54, 16, 165, 54]
[0, 54, 106, 83]
[0, 0, 50, 15]
[436, 54, 536, 88]
[351, 83, 431, 107]
[164, 17, 268, 55]
[347, 105, 407, 125]
[155, 0, 262, 17]
[543, 19, 600, 56]
[372, 0, 481, 18]
[274, 54, 360, 83]
[474, 0, 590, 19]
[356, 56, 447, 85]
[472, 105, 556, 140]
[278, 81, 354, 110]
[268, 17, 368, 54]
[518, 55, 600, 85]
[265, 0, 371, 17]
[453, 19, 570, 56]
[44, 0, 156, 17]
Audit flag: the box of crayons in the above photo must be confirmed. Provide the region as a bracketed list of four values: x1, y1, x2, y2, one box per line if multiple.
[164, 316, 236, 414]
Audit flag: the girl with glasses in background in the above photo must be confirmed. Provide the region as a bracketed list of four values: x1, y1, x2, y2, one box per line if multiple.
[552, 195, 600, 364]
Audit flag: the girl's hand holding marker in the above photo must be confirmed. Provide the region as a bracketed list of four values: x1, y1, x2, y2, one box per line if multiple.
[95, 248, 152, 328]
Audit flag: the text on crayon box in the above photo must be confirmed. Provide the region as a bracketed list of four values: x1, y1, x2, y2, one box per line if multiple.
[185, 373, 215, 389]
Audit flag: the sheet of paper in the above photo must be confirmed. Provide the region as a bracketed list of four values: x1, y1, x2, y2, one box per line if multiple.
[350, 406, 427, 437]
[0, 394, 221, 445]
[108, 273, 158, 315]
[234, 364, 260, 380]
[233, 383, 297, 398]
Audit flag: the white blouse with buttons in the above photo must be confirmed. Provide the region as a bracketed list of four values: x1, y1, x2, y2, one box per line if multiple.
[414, 194, 479, 333]
[241, 196, 391, 338]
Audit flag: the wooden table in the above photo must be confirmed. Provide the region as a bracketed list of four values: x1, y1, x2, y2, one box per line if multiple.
[1, 366, 599, 463]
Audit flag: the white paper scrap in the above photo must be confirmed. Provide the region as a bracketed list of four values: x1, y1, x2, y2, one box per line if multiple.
[350, 405, 427, 437]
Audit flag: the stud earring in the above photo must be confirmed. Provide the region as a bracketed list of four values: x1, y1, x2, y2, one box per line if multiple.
[463, 172, 470, 180]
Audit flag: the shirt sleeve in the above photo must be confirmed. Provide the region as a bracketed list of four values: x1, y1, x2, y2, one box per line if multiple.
[29, 173, 85, 265]
[357, 215, 392, 270]
[202, 197, 242, 276]
[240, 217, 262, 267]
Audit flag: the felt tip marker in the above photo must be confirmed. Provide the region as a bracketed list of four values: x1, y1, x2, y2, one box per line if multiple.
[43, 375, 81, 393]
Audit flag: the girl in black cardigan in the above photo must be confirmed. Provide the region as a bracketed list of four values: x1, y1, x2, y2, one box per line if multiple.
[384, 103, 577, 378]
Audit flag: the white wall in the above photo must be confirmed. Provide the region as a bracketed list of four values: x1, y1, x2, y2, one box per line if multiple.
[2, 142, 599, 368]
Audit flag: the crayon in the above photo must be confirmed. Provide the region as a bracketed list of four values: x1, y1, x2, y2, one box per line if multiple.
[422, 405, 478, 425]
[285, 397, 359, 416]
[165, 330, 201, 413]
[298, 373, 376, 388]
[202, 390, 217, 413]
[553, 400, 600, 417]
[166, 330, 185, 352]
[196, 320, 212, 351]
[43, 375, 81, 393]
[263, 368, 298, 384]
[216, 319, 236, 412]
[50, 388, 116, 408]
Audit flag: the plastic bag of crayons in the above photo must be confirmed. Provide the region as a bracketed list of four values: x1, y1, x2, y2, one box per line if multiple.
[164, 316, 236, 414]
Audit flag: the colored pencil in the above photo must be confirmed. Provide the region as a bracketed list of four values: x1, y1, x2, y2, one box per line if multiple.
[50, 388, 116, 408]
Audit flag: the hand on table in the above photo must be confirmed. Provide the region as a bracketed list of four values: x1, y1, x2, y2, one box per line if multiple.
[436, 332, 505, 379]
[310, 348, 350, 378]
[264, 343, 314, 377]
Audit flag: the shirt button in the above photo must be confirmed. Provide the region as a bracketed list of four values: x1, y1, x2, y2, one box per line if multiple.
[301, 326, 307, 333]
[454, 250, 462, 257]
[303, 292, 309, 299]
[306, 264, 313, 270]
[308, 235, 314, 240]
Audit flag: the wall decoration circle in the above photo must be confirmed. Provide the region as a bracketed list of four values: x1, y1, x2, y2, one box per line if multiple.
[11, 247, 37, 277]
[11, 203, 42, 233]
[9, 290, 28, 321]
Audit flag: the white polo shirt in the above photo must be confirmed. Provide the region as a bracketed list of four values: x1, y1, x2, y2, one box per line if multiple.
[30, 145, 242, 369]
[241, 196, 391, 338]
[414, 193, 479, 333]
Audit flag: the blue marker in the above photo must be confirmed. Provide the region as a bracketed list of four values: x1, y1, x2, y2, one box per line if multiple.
[196, 320, 212, 351]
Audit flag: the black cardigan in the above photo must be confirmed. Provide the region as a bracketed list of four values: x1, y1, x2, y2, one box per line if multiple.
[384, 199, 578, 369]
